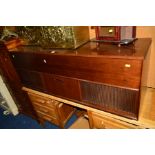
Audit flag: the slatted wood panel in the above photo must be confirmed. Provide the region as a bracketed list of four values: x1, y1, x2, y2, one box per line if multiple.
[80, 81, 140, 119]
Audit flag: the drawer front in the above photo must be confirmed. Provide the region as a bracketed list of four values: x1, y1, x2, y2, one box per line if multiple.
[28, 92, 58, 108]
[89, 112, 138, 129]
[97, 26, 117, 38]
[36, 110, 59, 125]
[32, 102, 57, 118]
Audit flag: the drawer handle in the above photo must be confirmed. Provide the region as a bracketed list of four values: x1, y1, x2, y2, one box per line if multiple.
[101, 121, 106, 128]
[125, 64, 131, 68]
[108, 29, 113, 33]
[36, 99, 46, 104]
[40, 109, 49, 113]
[46, 100, 52, 104]
[37, 110, 49, 115]
[36, 106, 49, 113]
[47, 100, 56, 104]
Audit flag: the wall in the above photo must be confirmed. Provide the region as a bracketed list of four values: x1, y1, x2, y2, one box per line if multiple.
[0, 75, 18, 115]
[89, 26, 155, 88]
[137, 27, 155, 88]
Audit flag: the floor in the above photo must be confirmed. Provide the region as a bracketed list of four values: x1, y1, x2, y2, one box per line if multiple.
[69, 116, 90, 129]
[0, 108, 78, 129]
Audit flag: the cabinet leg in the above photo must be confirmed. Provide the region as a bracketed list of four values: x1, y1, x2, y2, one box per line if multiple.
[59, 123, 65, 129]
[38, 118, 45, 128]
[87, 111, 94, 129]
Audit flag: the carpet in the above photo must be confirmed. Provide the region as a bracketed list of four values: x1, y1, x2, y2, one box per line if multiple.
[0, 108, 77, 129]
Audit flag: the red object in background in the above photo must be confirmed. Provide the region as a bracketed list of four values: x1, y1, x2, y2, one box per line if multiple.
[95, 26, 136, 41]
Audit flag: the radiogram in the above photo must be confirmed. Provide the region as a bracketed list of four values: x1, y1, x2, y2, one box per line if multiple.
[8, 38, 151, 120]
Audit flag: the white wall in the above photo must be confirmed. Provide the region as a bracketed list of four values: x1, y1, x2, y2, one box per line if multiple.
[0, 75, 18, 115]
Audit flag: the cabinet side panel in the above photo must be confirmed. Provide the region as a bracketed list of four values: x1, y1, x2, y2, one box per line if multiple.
[141, 47, 151, 87]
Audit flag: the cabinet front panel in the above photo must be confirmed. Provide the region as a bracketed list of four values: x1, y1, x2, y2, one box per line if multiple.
[10, 53, 142, 89]
[17, 69, 45, 92]
[43, 73, 81, 101]
[32, 103, 57, 119]
[27, 92, 58, 108]
[36, 110, 59, 125]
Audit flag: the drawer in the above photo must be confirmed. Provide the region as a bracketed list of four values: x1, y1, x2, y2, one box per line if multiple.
[26, 91, 75, 128]
[88, 111, 139, 129]
[28, 92, 58, 108]
[36, 110, 59, 125]
[32, 102, 57, 118]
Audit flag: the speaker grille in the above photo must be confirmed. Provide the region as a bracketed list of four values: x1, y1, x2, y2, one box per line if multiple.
[80, 81, 139, 118]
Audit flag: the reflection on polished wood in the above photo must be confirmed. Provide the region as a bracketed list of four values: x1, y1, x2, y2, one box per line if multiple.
[23, 86, 155, 129]
[10, 38, 151, 59]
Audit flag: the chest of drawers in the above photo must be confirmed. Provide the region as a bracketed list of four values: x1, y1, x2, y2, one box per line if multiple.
[27, 92, 75, 128]
[87, 111, 140, 129]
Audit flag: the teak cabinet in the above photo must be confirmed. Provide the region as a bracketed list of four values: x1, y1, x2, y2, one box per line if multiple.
[8, 38, 151, 120]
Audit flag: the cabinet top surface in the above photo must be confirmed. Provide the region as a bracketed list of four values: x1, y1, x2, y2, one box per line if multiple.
[9, 38, 151, 60]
